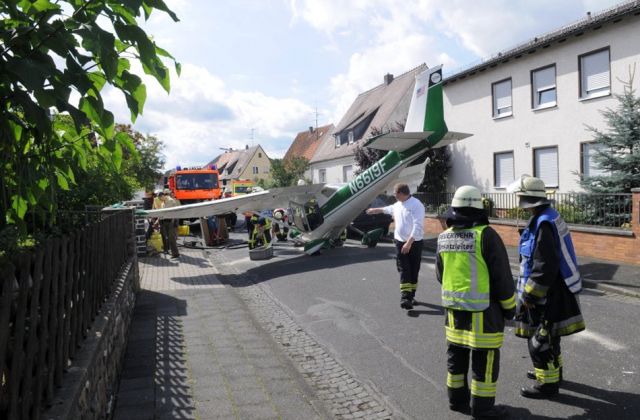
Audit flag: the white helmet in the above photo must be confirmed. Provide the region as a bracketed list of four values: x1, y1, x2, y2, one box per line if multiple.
[451, 185, 484, 210]
[516, 176, 551, 208]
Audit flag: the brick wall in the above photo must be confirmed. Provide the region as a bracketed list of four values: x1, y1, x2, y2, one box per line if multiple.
[424, 189, 640, 266]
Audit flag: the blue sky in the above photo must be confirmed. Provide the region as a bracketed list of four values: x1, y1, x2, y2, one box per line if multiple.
[104, 0, 624, 170]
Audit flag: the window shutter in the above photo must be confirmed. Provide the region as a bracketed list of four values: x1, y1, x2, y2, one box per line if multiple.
[582, 50, 610, 93]
[494, 80, 512, 109]
[534, 66, 555, 91]
[495, 152, 514, 187]
[583, 143, 607, 177]
[535, 148, 558, 187]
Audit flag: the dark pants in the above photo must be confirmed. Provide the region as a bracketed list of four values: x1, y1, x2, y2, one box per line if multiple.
[528, 333, 561, 386]
[447, 344, 500, 415]
[160, 219, 179, 257]
[395, 239, 423, 298]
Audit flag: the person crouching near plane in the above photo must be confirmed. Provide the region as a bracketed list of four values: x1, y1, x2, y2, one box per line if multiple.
[514, 176, 585, 399]
[367, 183, 424, 310]
[272, 208, 289, 241]
[436, 185, 516, 419]
[248, 216, 272, 249]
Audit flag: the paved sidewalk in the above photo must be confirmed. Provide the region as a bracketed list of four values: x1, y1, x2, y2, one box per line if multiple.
[113, 246, 330, 420]
[423, 237, 640, 298]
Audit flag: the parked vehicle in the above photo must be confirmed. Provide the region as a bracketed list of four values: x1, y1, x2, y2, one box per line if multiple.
[349, 195, 393, 237]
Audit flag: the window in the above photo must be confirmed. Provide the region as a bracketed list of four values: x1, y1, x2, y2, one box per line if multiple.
[492, 78, 512, 118]
[581, 142, 607, 178]
[252, 166, 259, 174]
[533, 146, 559, 188]
[348, 131, 354, 144]
[319, 169, 326, 183]
[531, 65, 556, 109]
[342, 165, 353, 182]
[258, 152, 262, 158]
[579, 48, 610, 99]
[494, 151, 514, 188]
[335, 135, 341, 148]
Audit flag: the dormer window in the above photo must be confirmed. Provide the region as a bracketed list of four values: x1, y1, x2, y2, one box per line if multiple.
[348, 131, 354, 144]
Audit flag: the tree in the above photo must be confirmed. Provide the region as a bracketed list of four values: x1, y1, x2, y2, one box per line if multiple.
[269, 157, 310, 187]
[0, 0, 179, 233]
[353, 123, 403, 174]
[56, 121, 165, 211]
[580, 66, 640, 193]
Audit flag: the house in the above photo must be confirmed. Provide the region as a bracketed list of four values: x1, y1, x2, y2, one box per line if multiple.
[442, 1, 640, 193]
[308, 64, 427, 185]
[208, 145, 272, 188]
[283, 124, 334, 182]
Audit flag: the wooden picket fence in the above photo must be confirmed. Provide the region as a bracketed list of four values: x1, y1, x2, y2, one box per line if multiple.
[0, 210, 133, 420]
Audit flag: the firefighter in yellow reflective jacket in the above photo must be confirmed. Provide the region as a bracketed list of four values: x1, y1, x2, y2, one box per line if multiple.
[436, 186, 516, 420]
[248, 215, 272, 249]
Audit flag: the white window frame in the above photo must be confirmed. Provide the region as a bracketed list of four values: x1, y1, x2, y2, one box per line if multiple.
[342, 165, 353, 182]
[581, 142, 608, 178]
[579, 48, 610, 100]
[335, 135, 341, 148]
[252, 166, 259, 175]
[533, 146, 559, 188]
[318, 169, 326, 183]
[492, 78, 512, 118]
[348, 131, 354, 144]
[531, 65, 557, 110]
[494, 151, 514, 188]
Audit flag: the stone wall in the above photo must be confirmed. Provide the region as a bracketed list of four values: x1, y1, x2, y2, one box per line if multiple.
[424, 189, 640, 266]
[43, 260, 138, 420]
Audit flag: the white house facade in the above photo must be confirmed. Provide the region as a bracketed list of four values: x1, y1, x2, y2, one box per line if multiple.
[443, 2, 640, 193]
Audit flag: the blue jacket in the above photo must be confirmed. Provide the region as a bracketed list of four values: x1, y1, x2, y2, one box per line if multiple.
[519, 207, 582, 297]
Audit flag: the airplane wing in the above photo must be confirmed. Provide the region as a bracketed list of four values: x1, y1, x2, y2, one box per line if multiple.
[140, 184, 326, 220]
[362, 131, 434, 151]
[433, 131, 473, 148]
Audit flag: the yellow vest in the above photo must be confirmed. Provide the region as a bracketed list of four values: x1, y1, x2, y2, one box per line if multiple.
[438, 225, 490, 311]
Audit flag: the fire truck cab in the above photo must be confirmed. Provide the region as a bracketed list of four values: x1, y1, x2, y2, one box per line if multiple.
[166, 165, 222, 204]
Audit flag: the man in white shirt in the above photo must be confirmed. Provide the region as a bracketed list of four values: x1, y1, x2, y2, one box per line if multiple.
[367, 183, 425, 309]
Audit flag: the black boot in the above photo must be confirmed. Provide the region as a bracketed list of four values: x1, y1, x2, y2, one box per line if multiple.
[400, 296, 414, 309]
[471, 404, 508, 419]
[520, 383, 559, 399]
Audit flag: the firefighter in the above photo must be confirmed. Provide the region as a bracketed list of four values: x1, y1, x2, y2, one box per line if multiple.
[272, 208, 289, 241]
[248, 215, 271, 249]
[436, 186, 516, 419]
[514, 176, 585, 399]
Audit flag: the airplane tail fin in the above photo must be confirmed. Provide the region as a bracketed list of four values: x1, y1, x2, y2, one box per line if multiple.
[363, 65, 471, 152]
[405, 65, 446, 133]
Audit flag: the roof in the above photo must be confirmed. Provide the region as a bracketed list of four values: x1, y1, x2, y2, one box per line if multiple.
[283, 124, 334, 162]
[445, 0, 640, 84]
[207, 145, 266, 180]
[311, 64, 427, 163]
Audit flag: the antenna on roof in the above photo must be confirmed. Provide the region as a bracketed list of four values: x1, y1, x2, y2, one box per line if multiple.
[250, 128, 255, 147]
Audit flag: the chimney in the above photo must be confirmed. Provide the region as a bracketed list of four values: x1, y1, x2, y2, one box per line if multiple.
[384, 73, 394, 85]
[587, 11, 591, 19]
[245, 144, 248, 150]
[309, 126, 314, 133]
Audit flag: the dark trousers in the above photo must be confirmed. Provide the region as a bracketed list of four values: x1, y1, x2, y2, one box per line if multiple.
[160, 219, 179, 257]
[528, 334, 561, 385]
[395, 239, 423, 298]
[447, 344, 500, 414]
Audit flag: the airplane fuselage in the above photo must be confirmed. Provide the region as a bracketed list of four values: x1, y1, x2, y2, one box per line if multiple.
[298, 131, 445, 248]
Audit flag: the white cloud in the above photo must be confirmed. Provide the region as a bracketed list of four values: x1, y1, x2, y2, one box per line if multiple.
[104, 62, 313, 169]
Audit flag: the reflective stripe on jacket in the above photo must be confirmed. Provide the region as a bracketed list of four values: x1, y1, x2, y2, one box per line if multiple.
[519, 207, 582, 299]
[438, 225, 490, 311]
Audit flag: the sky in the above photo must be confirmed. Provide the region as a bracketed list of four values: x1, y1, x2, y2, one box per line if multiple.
[103, 0, 625, 170]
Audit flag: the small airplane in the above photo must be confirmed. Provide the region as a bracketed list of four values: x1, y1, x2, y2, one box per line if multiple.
[144, 65, 471, 255]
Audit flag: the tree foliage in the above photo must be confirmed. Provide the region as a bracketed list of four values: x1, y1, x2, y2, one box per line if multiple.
[0, 0, 179, 233]
[269, 157, 310, 187]
[353, 124, 402, 174]
[580, 66, 640, 193]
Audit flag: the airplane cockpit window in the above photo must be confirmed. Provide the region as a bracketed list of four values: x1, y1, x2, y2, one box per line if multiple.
[320, 186, 338, 198]
[290, 202, 310, 232]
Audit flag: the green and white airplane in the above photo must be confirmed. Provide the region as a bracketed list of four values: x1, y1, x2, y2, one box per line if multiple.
[145, 65, 471, 254]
